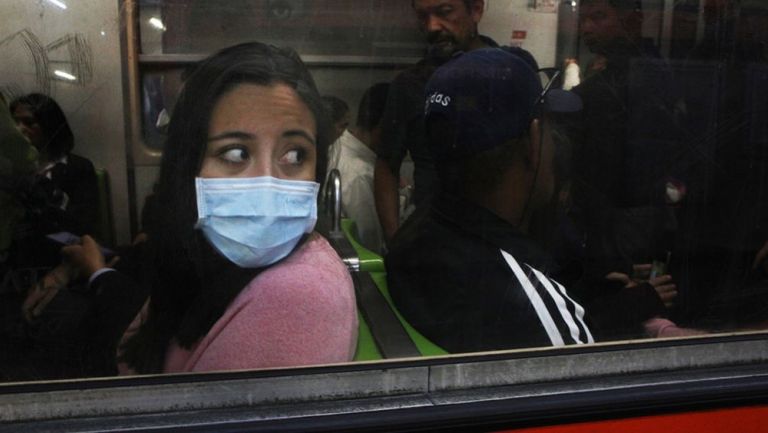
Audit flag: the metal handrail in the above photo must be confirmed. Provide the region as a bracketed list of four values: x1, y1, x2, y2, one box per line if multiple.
[324, 169, 343, 236]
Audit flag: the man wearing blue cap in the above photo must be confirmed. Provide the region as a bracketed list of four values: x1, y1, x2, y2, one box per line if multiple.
[386, 48, 594, 352]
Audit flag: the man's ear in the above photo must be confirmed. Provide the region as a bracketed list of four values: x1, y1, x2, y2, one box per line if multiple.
[525, 118, 541, 169]
[471, 0, 485, 24]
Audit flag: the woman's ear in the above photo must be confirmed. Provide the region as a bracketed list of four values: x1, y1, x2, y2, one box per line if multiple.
[525, 118, 541, 170]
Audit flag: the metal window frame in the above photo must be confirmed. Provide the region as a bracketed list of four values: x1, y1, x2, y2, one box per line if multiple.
[38, 2, 764, 431]
[2, 333, 768, 430]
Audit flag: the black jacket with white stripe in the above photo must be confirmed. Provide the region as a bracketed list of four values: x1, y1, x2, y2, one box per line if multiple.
[386, 193, 594, 353]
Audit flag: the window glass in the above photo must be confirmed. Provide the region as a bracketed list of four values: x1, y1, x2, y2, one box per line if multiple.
[0, 0, 766, 385]
[139, 0, 424, 57]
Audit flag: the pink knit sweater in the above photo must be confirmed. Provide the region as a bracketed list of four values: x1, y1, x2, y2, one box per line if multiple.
[119, 233, 357, 374]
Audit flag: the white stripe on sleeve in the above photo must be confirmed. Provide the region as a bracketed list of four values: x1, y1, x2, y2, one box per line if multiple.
[500, 250, 564, 346]
[553, 280, 595, 343]
[529, 267, 585, 344]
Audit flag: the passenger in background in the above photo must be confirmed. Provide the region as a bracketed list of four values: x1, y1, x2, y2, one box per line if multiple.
[108, 42, 357, 374]
[0, 234, 150, 381]
[322, 95, 350, 145]
[374, 0, 500, 243]
[566, 0, 679, 338]
[0, 93, 37, 263]
[10, 94, 99, 238]
[9, 94, 99, 269]
[387, 48, 594, 352]
[562, 57, 581, 90]
[673, 1, 768, 330]
[326, 83, 390, 253]
[0, 188, 158, 381]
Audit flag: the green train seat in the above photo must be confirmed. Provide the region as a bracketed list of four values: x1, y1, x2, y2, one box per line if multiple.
[321, 168, 445, 361]
[342, 219, 447, 361]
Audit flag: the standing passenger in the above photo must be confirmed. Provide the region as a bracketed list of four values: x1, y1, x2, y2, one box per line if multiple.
[327, 83, 390, 253]
[373, 0, 501, 243]
[322, 95, 350, 145]
[570, 0, 675, 282]
[566, 0, 679, 338]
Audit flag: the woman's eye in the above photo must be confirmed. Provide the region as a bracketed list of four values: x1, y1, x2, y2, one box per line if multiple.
[280, 148, 305, 166]
[219, 147, 249, 164]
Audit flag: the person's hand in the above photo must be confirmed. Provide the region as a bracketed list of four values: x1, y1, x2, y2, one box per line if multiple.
[606, 264, 655, 288]
[605, 272, 634, 287]
[643, 317, 707, 338]
[61, 234, 107, 280]
[648, 274, 677, 308]
[131, 232, 148, 245]
[605, 268, 677, 308]
[22, 264, 72, 322]
[606, 263, 654, 288]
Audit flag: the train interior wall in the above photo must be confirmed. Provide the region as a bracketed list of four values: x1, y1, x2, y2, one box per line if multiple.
[1, 0, 572, 245]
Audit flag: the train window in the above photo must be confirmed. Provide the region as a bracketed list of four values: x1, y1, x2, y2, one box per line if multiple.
[135, 1, 424, 151]
[1, 2, 768, 426]
[139, 0, 423, 57]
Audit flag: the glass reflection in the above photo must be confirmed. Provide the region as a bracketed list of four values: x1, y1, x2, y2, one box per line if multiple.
[0, 0, 765, 384]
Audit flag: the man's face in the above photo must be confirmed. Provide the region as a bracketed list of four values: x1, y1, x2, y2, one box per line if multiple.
[413, 0, 483, 58]
[579, 0, 631, 54]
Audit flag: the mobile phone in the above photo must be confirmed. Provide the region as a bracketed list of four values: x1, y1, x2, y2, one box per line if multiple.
[650, 251, 672, 279]
[46, 231, 81, 246]
[46, 231, 115, 258]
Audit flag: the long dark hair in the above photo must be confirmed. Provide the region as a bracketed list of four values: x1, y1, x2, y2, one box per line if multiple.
[120, 42, 331, 374]
[10, 93, 74, 159]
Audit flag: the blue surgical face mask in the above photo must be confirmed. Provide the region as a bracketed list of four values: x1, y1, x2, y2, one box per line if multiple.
[195, 176, 320, 268]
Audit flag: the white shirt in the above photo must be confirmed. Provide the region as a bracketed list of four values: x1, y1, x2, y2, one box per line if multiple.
[327, 130, 383, 253]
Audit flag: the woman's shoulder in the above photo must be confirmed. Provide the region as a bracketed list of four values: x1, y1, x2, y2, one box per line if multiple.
[237, 232, 351, 302]
[180, 232, 358, 371]
[277, 232, 347, 274]
[145, 236, 355, 375]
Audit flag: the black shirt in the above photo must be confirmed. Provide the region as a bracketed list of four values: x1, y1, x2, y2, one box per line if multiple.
[376, 36, 500, 207]
[386, 193, 594, 353]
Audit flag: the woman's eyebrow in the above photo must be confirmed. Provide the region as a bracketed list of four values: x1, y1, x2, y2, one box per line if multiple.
[283, 129, 316, 145]
[208, 131, 254, 142]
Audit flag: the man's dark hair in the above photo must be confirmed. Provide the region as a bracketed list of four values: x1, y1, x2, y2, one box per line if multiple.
[322, 95, 349, 124]
[355, 82, 390, 131]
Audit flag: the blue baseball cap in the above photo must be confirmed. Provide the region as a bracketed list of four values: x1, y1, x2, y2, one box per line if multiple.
[424, 47, 582, 161]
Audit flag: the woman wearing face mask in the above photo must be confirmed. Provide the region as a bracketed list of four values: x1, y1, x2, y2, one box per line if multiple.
[69, 42, 358, 374]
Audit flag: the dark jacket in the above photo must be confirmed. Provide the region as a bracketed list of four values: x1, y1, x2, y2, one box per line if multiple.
[386, 193, 594, 353]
